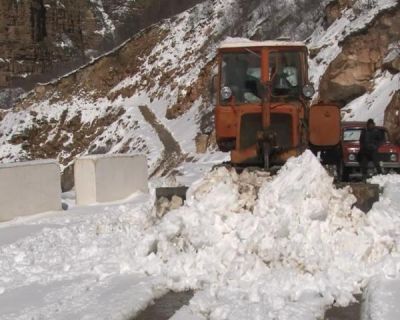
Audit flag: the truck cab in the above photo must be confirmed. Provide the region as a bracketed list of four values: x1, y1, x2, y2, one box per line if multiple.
[341, 122, 400, 180]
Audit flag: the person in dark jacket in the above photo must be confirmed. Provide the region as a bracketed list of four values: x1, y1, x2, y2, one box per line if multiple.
[359, 119, 383, 180]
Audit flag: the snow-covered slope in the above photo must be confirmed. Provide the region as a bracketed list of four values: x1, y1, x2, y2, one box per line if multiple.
[342, 71, 400, 125]
[0, 0, 399, 185]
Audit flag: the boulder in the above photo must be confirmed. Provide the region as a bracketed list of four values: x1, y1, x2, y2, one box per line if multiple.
[382, 45, 400, 74]
[319, 8, 400, 105]
[196, 134, 209, 154]
[336, 182, 380, 213]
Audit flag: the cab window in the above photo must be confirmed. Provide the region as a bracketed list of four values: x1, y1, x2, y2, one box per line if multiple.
[269, 51, 302, 98]
[221, 51, 261, 105]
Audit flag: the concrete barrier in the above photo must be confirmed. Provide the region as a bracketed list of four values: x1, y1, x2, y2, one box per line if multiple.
[74, 154, 148, 205]
[0, 160, 62, 222]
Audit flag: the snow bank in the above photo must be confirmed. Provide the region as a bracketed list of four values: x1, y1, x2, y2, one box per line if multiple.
[359, 174, 400, 319]
[1, 151, 399, 320]
[368, 174, 400, 240]
[0, 193, 162, 320]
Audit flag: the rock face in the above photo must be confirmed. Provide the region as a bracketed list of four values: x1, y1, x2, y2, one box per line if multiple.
[324, 0, 350, 26]
[0, 1, 96, 93]
[385, 90, 400, 143]
[0, 0, 202, 109]
[319, 6, 400, 106]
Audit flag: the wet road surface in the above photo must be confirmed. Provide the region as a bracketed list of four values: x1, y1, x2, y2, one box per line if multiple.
[324, 295, 362, 320]
[132, 291, 194, 320]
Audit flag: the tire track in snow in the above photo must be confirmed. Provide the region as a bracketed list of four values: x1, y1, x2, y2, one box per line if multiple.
[138, 105, 184, 178]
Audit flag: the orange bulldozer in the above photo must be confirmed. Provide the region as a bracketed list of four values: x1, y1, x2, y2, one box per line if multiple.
[214, 39, 341, 170]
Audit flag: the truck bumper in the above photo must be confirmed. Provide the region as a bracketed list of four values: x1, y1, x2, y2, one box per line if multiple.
[344, 161, 400, 169]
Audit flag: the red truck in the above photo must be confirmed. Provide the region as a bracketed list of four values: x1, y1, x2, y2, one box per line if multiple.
[340, 121, 400, 180]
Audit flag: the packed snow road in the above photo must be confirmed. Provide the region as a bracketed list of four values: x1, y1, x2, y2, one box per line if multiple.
[0, 151, 400, 320]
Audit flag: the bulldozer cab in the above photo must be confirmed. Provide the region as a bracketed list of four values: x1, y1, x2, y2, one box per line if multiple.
[218, 41, 308, 105]
[269, 51, 303, 98]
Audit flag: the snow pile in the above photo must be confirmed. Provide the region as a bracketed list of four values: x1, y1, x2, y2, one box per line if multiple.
[360, 174, 400, 320]
[140, 151, 396, 319]
[368, 174, 400, 261]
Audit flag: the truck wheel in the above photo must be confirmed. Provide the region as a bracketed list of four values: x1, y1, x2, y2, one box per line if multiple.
[338, 161, 350, 182]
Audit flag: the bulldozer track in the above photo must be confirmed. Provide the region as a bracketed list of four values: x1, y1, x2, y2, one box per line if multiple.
[138, 105, 185, 178]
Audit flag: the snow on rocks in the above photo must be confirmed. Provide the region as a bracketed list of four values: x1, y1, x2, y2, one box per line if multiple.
[342, 71, 400, 125]
[308, 0, 398, 99]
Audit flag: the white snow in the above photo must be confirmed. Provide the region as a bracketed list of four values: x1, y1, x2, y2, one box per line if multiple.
[90, 0, 116, 36]
[1, 151, 400, 319]
[360, 173, 400, 320]
[0, 192, 165, 320]
[361, 276, 400, 320]
[219, 38, 305, 48]
[155, 151, 396, 319]
[342, 71, 400, 125]
[173, 151, 229, 186]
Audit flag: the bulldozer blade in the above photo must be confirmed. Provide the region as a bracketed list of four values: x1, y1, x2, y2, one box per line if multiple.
[155, 181, 378, 213]
[335, 182, 380, 213]
[156, 186, 189, 201]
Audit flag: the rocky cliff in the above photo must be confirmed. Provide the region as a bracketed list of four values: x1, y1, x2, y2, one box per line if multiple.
[319, 3, 400, 105]
[0, 0, 201, 108]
